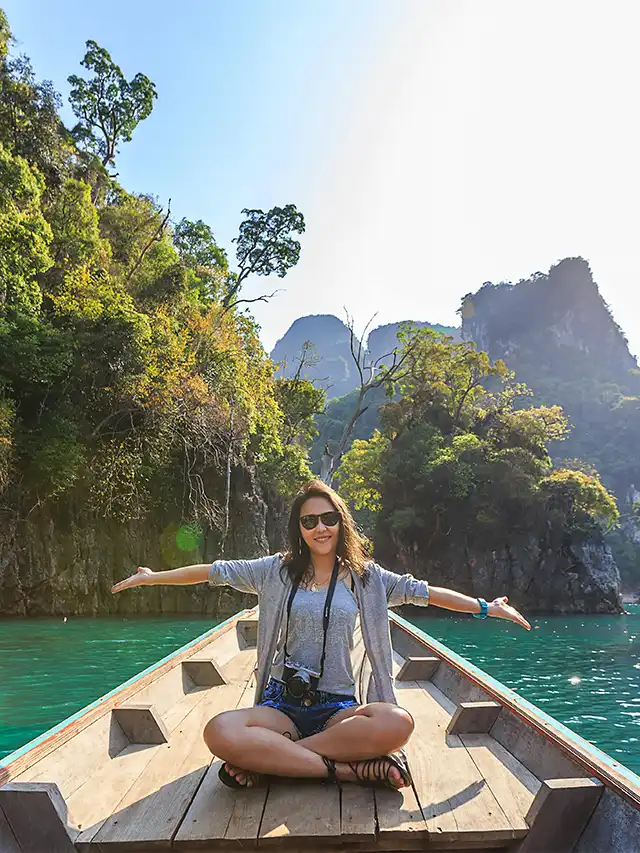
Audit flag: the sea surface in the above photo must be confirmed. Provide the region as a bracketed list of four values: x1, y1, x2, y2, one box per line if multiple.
[1, 607, 638, 774]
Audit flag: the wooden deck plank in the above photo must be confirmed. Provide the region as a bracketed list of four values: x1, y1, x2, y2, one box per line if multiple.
[155, 684, 212, 738]
[93, 655, 255, 849]
[395, 683, 518, 845]
[340, 784, 376, 842]
[173, 675, 266, 848]
[15, 711, 130, 800]
[220, 647, 256, 685]
[74, 651, 255, 848]
[460, 734, 540, 836]
[71, 743, 164, 848]
[92, 682, 244, 847]
[174, 758, 269, 848]
[377, 681, 454, 844]
[258, 779, 341, 848]
[69, 688, 222, 846]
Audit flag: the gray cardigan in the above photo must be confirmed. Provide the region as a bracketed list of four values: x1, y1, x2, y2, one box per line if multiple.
[209, 554, 430, 705]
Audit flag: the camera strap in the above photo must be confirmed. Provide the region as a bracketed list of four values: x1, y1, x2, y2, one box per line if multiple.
[283, 558, 340, 682]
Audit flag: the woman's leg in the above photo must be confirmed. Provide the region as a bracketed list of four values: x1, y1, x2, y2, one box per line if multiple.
[299, 702, 415, 761]
[204, 706, 329, 783]
[298, 702, 414, 787]
[204, 701, 414, 788]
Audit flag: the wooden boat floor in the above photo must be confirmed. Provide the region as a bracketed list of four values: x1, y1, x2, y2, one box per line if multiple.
[65, 649, 538, 852]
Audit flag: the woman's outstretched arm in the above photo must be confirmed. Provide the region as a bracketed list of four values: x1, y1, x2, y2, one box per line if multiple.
[111, 555, 277, 596]
[111, 564, 209, 593]
[377, 565, 531, 630]
[429, 587, 531, 630]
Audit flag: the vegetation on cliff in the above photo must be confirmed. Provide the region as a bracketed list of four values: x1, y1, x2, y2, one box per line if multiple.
[460, 258, 640, 584]
[0, 10, 322, 557]
[335, 328, 619, 577]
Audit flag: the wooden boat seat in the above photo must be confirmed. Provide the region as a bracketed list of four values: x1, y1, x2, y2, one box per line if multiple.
[181, 658, 226, 687]
[112, 704, 169, 744]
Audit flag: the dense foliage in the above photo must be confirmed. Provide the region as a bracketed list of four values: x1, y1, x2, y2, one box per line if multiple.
[336, 328, 619, 567]
[0, 11, 321, 547]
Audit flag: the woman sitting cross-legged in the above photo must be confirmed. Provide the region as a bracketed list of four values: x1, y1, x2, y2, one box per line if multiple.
[112, 479, 530, 790]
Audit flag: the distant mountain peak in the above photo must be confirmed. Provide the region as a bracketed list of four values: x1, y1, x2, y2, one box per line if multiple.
[271, 315, 460, 398]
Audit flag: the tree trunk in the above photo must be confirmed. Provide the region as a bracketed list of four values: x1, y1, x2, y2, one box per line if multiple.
[221, 405, 234, 555]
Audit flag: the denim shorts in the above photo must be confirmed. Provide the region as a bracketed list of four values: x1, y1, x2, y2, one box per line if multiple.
[258, 678, 359, 738]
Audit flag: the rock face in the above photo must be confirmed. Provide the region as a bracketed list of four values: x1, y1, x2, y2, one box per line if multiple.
[461, 258, 638, 383]
[271, 314, 360, 400]
[0, 464, 288, 617]
[379, 536, 623, 614]
[460, 258, 640, 502]
[367, 321, 460, 365]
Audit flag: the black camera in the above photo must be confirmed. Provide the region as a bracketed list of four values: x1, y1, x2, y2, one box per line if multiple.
[283, 660, 320, 706]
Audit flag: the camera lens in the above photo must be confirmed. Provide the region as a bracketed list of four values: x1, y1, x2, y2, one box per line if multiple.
[287, 671, 311, 699]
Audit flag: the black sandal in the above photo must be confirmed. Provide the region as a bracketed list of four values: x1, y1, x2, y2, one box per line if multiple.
[321, 755, 338, 784]
[348, 750, 413, 790]
[218, 761, 265, 789]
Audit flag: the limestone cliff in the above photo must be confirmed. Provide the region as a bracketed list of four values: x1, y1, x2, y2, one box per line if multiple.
[0, 464, 287, 617]
[378, 536, 622, 615]
[460, 257, 640, 590]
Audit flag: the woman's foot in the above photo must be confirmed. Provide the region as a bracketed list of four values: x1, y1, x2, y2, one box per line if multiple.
[335, 756, 408, 789]
[220, 762, 264, 788]
[220, 755, 409, 791]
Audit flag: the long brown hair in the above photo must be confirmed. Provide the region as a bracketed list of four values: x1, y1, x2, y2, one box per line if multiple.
[281, 479, 369, 586]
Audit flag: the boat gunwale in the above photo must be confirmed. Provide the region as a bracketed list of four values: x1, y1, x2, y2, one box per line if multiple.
[0, 607, 256, 785]
[390, 610, 640, 810]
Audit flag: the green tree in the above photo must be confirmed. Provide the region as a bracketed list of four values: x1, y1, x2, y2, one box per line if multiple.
[46, 178, 109, 271]
[68, 40, 157, 167]
[173, 217, 228, 302]
[0, 13, 69, 188]
[174, 218, 228, 270]
[223, 204, 305, 309]
[337, 328, 618, 577]
[0, 7, 313, 552]
[0, 142, 53, 313]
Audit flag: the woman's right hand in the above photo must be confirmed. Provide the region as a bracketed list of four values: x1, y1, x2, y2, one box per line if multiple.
[111, 567, 156, 594]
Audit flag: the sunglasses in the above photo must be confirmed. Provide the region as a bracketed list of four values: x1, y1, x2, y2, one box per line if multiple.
[299, 511, 341, 530]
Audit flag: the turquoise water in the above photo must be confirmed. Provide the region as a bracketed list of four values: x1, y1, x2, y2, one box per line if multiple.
[1, 608, 638, 775]
[0, 616, 222, 762]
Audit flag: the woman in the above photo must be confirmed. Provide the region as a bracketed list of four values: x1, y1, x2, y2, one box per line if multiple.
[112, 479, 530, 791]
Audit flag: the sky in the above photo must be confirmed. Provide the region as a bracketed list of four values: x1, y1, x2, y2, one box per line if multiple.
[5, 0, 640, 358]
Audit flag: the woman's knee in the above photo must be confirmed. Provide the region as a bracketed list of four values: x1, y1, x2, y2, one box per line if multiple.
[367, 703, 415, 748]
[203, 709, 241, 756]
[393, 706, 415, 745]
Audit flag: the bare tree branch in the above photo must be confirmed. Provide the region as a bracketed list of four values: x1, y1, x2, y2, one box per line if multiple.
[321, 313, 419, 485]
[223, 289, 282, 312]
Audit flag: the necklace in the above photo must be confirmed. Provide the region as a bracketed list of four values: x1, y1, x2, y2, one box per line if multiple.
[307, 570, 343, 592]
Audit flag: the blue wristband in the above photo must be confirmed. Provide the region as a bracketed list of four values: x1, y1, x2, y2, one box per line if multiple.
[473, 597, 488, 619]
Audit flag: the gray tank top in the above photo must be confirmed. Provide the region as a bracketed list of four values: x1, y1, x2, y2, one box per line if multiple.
[270, 577, 359, 696]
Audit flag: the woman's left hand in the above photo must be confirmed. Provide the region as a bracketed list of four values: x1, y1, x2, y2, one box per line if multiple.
[488, 596, 531, 630]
